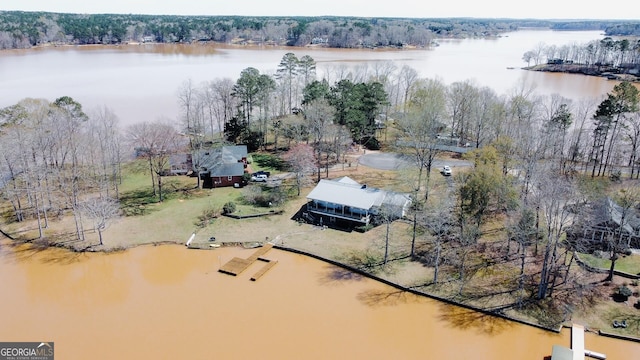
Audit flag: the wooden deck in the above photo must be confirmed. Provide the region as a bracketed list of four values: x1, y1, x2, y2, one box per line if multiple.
[218, 257, 252, 276]
[218, 243, 275, 277]
[251, 260, 278, 281]
[247, 243, 273, 262]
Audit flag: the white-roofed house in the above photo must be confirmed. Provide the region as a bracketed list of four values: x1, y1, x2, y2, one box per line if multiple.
[305, 176, 411, 230]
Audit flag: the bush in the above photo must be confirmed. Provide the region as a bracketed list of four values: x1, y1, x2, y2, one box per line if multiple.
[196, 206, 220, 228]
[360, 135, 381, 150]
[618, 285, 633, 298]
[355, 224, 374, 233]
[222, 202, 236, 214]
[609, 170, 621, 182]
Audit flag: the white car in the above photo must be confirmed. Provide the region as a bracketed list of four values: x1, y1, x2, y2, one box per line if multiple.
[442, 166, 452, 176]
[251, 174, 268, 182]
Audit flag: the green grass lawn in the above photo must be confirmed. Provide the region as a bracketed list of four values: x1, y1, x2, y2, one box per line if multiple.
[250, 153, 287, 173]
[579, 252, 640, 275]
[101, 160, 289, 247]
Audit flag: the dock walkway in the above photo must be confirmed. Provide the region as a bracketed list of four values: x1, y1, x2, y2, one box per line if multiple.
[251, 260, 278, 281]
[218, 243, 277, 280]
[571, 324, 585, 360]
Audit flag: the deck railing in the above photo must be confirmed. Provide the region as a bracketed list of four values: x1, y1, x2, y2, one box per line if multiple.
[307, 203, 369, 223]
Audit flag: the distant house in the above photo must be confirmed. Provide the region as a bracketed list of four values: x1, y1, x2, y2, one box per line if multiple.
[168, 153, 192, 175]
[193, 145, 248, 188]
[305, 176, 411, 229]
[570, 197, 640, 250]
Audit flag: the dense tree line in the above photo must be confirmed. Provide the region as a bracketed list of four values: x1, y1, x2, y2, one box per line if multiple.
[0, 97, 123, 244]
[550, 20, 640, 35]
[523, 37, 640, 68]
[2, 10, 639, 50]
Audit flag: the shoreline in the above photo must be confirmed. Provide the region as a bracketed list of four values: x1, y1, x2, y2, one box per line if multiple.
[3, 231, 640, 343]
[524, 63, 640, 83]
[1, 39, 433, 54]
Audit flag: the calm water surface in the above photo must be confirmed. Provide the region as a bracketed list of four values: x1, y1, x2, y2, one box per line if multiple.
[1, 241, 638, 359]
[0, 30, 616, 126]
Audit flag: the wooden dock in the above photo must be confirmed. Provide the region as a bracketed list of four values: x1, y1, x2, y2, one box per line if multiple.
[218, 243, 275, 278]
[247, 243, 273, 262]
[251, 260, 278, 281]
[218, 257, 252, 276]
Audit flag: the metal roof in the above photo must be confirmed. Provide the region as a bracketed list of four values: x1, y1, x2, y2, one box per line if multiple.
[307, 177, 385, 210]
[334, 176, 360, 185]
[194, 145, 247, 177]
[210, 163, 244, 177]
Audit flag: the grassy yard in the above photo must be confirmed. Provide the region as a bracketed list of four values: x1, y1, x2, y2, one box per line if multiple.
[578, 252, 640, 275]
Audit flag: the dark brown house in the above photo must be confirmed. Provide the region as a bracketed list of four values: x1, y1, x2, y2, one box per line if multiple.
[193, 145, 248, 188]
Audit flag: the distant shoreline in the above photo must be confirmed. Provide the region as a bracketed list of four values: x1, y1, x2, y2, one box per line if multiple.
[524, 63, 640, 83]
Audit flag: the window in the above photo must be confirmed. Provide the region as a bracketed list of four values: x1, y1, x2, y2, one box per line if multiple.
[228, 176, 232, 181]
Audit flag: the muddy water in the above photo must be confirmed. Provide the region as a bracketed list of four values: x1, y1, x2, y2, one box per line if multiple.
[1, 241, 637, 359]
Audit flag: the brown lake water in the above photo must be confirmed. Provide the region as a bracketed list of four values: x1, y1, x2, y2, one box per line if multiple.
[0, 29, 616, 126]
[1, 240, 638, 359]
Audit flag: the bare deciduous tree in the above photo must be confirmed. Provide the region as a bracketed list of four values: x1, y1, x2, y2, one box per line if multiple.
[80, 196, 120, 246]
[534, 170, 575, 300]
[127, 120, 184, 202]
[282, 143, 316, 196]
[87, 106, 123, 198]
[305, 98, 335, 181]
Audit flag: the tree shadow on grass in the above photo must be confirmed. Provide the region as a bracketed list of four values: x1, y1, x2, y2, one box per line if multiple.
[119, 188, 160, 216]
[252, 153, 288, 171]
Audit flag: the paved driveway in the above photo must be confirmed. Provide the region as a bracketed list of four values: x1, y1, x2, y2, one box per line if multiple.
[358, 152, 472, 171]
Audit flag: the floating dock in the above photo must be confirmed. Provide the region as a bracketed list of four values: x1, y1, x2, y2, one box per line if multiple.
[251, 259, 278, 281]
[218, 257, 252, 276]
[218, 243, 276, 280]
